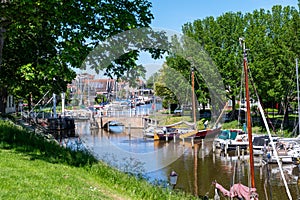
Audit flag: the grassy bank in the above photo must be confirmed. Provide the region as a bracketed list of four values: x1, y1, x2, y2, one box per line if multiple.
[0, 119, 198, 200]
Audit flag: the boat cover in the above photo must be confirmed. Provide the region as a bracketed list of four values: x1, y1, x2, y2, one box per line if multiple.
[215, 182, 258, 200]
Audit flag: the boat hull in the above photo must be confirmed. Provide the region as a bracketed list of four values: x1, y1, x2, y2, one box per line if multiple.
[155, 133, 178, 141]
[195, 127, 221, 139]
[108, 125, 124, 133]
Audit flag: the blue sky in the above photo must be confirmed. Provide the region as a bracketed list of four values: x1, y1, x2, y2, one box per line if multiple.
[149, 0, 299, 32]
[139, 0, 299, 79]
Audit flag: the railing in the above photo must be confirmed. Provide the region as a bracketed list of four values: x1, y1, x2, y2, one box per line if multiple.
[101, 108, 152, 118]
[62, 108, 153, 119]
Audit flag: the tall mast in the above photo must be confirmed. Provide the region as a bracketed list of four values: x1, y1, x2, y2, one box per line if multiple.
[240, 38, 255, 188]
[191, 67, 197, 130]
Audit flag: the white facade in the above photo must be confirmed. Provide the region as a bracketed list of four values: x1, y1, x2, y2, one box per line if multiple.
[5, 95, 15, 113]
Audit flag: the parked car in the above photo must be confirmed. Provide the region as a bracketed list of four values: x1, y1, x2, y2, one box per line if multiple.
[224, 109, 246, 122]
[173, 108, 183, 116]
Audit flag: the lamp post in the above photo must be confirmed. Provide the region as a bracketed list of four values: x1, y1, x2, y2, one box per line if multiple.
[169, 170, 178, 189]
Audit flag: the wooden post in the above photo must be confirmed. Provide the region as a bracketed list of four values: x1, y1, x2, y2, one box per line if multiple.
[201, 139, 204, 149]
[259, 155, 263, 167]
[191, 137, 194, 148]
[242, 149, 245, 161]
[128, 123, 131, 138]
[237, 146, 240, 159]
[182, 138, 185, 146]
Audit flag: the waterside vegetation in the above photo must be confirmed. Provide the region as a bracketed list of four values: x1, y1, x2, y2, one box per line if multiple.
[0, 119, 199, 200]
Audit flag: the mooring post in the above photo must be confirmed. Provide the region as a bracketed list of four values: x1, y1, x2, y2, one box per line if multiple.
[212, 141, 216, 153]
[128, 123, 131, 138]
[182, 138, 185, 146]
[191, 137, 194, 148]
[259, 154, 263, 167]
[242, 149, 245, 161]
[260, 162, 263, 180]
[237, 146, 240, 159]
[201, 139, 204, 149]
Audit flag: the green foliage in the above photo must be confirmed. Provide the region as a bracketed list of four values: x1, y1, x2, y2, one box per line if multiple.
[159, 116, 192, 126]
[221, 120, 241, 129]
[1, 0, 167, 113]
[95, 94, 108, 104]
[146, 72, 160, 89]
[177, 5, 300, 127]
[154, 70, 179, 106]
[197, 119, 205, 130]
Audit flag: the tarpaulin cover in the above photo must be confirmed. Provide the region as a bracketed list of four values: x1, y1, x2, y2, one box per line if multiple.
[215, 182, 258, 200]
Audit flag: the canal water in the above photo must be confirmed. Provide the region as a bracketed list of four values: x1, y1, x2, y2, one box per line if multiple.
[73, 121, 300, 199]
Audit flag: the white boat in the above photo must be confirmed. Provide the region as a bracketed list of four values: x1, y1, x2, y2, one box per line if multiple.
[265, 138, 300, 164]
[214, 129, 248, 151]
[252, 135, 280, 156]
[106, 121, 124, 133]
[143, 126, 163, 138]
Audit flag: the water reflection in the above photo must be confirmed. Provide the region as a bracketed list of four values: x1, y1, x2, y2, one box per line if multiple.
[74, 121, 300, 199]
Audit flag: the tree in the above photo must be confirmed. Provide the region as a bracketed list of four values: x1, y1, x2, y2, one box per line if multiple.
[182, 12, 245, 115]
[179, 4, 300, 128]
[165, 27, 227, 122]
[146, 72, 159, 89]
[245, 6, 300, 128]
[1, 0, 166, 113]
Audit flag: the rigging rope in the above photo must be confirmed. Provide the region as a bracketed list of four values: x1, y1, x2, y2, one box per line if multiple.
[238, 66, 245, 128]
[248, 67, 293, 200]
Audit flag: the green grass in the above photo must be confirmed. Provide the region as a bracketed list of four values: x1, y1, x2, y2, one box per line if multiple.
[0, 119, 200, 200]
[0, 150, 115, 200]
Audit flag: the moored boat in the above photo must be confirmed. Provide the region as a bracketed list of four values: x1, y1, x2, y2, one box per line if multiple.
[214, 129, 248, 151]
[195, 126, 221, 139]
[106, 120, 124, 133]
[252, 135, 280, 156]
[264, 138, 300, 164]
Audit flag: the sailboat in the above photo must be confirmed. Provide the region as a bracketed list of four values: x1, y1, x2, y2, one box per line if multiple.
[178, 67, 222, 141]
[213, 38, 258, 200]
[154, 66, 221, 141]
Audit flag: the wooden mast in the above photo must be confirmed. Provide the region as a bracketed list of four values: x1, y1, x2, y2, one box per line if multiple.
[240, 38, 255, 188]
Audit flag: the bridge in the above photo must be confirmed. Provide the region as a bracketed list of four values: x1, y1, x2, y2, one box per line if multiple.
[96, 116, 147, 128]
[66, 109, 158, 129]
[94, 114, 158, 129]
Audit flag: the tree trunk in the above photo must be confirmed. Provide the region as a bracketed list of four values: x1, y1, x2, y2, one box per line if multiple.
[280, 98, 289, 130]
[283, 100, 289, 129]
[231, 95, 236, 115]
[0, 26, 4, 68]
[0, 87, 8, 114]
[27, 93, 32, 114]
